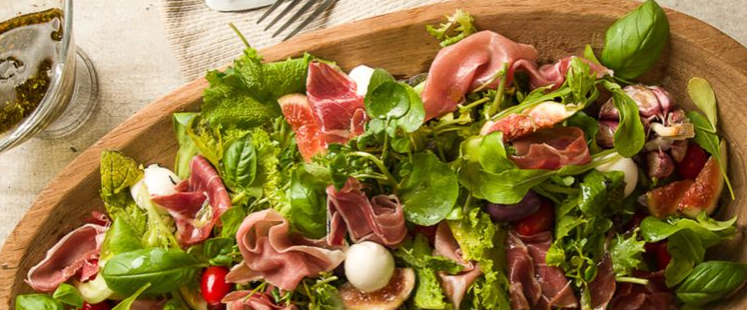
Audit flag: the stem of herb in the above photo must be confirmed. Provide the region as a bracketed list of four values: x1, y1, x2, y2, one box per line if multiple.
[349, 151, 397, 188]
[485, 63, 509, 119]
[459, 97, 490, 112]
[616, 277, 650, 285]
[229, 22, 251, 48]
[231, 192, 246, 204]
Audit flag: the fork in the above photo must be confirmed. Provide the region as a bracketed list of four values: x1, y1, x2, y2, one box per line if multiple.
[257, 0, 338, 40]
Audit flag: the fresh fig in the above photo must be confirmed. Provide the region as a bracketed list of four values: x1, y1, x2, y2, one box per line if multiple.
[339, 268, 415, 310]
[678, 142, 727, 218]
[640, 179, 694, 219]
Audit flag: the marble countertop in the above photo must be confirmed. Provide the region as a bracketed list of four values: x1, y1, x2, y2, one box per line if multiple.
[0, 0, 745, 245]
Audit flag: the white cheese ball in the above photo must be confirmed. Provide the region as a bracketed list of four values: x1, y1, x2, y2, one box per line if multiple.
[596, 156, 638, 197]
[349, 65, 375, 97]
[130, 165, 180, 209]
[344, 241, 395, 293]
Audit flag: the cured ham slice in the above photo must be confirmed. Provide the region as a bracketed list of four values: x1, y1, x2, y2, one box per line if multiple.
[26, 223, 108, 292]
[506, 232, 542, 310]
[422, 30, 610, 120]
[222, 290, 298, 310]
[307, 61, 367, 143]
[433, 222, 482, 309]
[609, 271, 676, 310]
[326, 178, 407, 247]
[226, 209, 345, 291]
[588, 255, 616, 310]
[152, 155, 231, 246]
[510, 127, 591, 170]
[518, 232, 579, 309]
[479, 101, 576, 141]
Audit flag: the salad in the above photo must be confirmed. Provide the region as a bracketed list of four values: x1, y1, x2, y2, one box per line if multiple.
[15, 1, 746, 310]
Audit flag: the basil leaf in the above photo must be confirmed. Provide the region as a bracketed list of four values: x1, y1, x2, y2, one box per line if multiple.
[219, 205, 247, 239]
[203, 237, 237, 267]
[365, 81, 410, 119]
[603, 81, 645, 157]
[289, 165, 329, 239]
[112, 283, 151, 310]
[15, 294, 63, 310]
[102, 248, 201, 296]
[173, 112, 199, 179]
[221, 134, 258, 193]
[640, 215, 736, 246]
[665, 229, 704, 287]
[101, 217, 143, 261]
[399, 152, 459, 226]
[474, 169, 553, 204]
[676, 261, 747, 306]
[600, 0, 669, 79]
[478, 131, 515, 174]
[687, 77, 718, 127]
[52, 283, 84, 308]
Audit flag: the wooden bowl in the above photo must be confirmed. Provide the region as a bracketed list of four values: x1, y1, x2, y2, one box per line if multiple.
[3, 0, 747, 308]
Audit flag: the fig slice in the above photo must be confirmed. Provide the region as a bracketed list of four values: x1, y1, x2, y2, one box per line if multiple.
[678, 142, 727, 218]
[339, 268, 415, 310]
[641, 179, 694, 218]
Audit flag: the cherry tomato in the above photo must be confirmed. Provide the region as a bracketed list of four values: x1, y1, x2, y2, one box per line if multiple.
[201, 266, 231, 305]
[677, 144, 709, 179]
[645, 241, 671, 270]
[413, 225, 438, 245]
[514, 199, 554, 236]
[80, 301, 111, 310]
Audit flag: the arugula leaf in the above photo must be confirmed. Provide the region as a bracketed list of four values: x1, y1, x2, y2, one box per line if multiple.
[399, 152, 459, 226]
[103, 248, 201, 296]
[426, 9, 477, 47]
[640, 215, 737, 246]
[221, 133, 258, 193]
[303, 273, 343, 310]
[289, 164, 330, 239]
[600, 0, 669, 79]
[687, 77, 718, 127]
[583, 44, 602, 65]
[473, 169, 551, 204]
[52, 283, 83, 308]
[602, 80, 645, 157]
[610, 230, 646, 277]
[566, 111, 600, 152]
[15, 294, 63, 310]
[173, 113, 199, 179]
[112, 283, 151, 310]
[665, 229, 705, 287]
[566, 57, 600, 106]
[687, 107, 734, 199]
[100, 150, 147, 236]
[677, 261, 747, 306]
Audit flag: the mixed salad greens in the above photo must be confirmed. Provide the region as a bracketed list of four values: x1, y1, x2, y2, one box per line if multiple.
[16, 1, 746, 310]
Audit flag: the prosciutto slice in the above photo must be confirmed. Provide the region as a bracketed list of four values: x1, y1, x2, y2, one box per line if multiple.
[506, 232, 542, 310]
[609, 271, 676, 310]
[226, 209, 345, 291]
[510, 127, 591, 170]
[26, 223, 108, 292]
[326, 178, 407, 247]
[307, 61, 367, 143]
[588, 255, 616, 310]
[222, 290, 298, 310]
[433, 222, 482, 309]
[519, 232, 578, 310]
[422, 31, 610, 120]
[152, 155, 231, 246]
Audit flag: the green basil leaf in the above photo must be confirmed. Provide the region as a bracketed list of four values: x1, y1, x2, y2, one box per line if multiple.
[101, 216, 144, 261]
[687, 77, 718, 127]
[173, 113, 199, 179]
[399, 152, 459, 226]
[365, 81, 410, 119]
[15, 294, 63, 310]
[103, 248, 201, 296]
[473, 169, 553, 204]
[478, 131, 515, 174]
[665, 229, 705, 287]
[289, 165, 329, 239]
[676, 261, 747, 306]
[202, 237, 237, 267]
[52, 283, 84, 308]
[112, 283, 151, 310]
[219, 206, 247, 239]
[600, 0, 669, 79]
[221, 134, 258, 193]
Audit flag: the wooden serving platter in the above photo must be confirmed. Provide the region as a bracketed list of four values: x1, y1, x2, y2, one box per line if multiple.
[2, 0, 747, 308]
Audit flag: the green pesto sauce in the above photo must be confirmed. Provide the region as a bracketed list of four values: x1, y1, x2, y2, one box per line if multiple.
[0, 9, 63, 134]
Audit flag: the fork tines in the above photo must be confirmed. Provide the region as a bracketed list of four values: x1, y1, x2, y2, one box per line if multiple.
[257, 0, 337, 40]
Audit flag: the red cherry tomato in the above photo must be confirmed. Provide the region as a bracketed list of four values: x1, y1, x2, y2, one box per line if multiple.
[80, 301, 111, 310]
[201, 266, 231, 305]
[514, 200, 554, 236]
[677, 144, 709, 179]
[645, 241, 671, 270]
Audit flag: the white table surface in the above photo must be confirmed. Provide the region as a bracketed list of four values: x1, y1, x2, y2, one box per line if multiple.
[0, 0, 745, 246]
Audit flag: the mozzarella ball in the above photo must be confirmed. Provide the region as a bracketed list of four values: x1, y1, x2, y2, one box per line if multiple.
[595, 156, 639, 197]
[130, 165, 180, 209]
[349, 65, 375, 97]
[344, 241, 395, 293]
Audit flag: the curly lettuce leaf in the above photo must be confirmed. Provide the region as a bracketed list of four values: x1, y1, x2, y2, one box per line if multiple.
[610, 230, 646, 277]
[202, 69, 280, 129]
[426, 9, 477, 47]
[100, 150, 147, 236]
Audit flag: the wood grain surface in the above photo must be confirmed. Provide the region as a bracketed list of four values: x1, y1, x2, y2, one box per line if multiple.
[2, 0, 747, 308]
